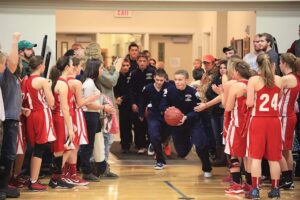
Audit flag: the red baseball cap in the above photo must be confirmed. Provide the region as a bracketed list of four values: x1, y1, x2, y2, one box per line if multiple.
[203, 54, 216, 62]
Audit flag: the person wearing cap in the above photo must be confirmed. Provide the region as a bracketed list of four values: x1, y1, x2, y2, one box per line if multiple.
[287, 25, 300, 57]
[198, 55, 220, 164]
[18, 40, 36, 78]
[223, 46, 237, 59]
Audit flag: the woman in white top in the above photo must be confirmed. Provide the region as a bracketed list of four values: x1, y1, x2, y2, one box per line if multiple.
[79, 59, 113, 181]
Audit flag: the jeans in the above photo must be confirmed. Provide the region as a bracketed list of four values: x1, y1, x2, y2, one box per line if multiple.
[0, 119, 18, 189]
[103, 132, 114, 161]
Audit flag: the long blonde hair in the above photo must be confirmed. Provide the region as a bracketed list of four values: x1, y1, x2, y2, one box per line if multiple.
[280, 53, 300, 76]
[257, 53, 274, 88]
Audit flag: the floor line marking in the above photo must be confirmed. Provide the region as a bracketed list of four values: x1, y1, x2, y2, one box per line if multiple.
[163, 180, 195, 200]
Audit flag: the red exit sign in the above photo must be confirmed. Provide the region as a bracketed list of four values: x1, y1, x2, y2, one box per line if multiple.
[114, 10, 132, 18]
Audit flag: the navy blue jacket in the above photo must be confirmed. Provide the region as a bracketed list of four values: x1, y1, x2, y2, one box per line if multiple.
[129, 66, 155, 106]
[160, 85, 201, 123]
[113, 72, 131, 108]
[139, 82, 172, 119]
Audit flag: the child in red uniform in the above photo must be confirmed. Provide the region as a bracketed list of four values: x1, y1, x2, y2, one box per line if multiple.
[278, 53, 300, 189]
[65, 57, 98, 186]
[246, 53, 282, 199]
[224, 61, 252, 194]
[49, 56, 76, 189]
[24, 56, 55, 191]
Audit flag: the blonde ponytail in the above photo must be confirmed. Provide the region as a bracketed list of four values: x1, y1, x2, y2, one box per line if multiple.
[257, 53, 274, 88]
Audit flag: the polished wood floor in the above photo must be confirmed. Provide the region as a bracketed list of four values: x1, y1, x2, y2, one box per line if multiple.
[17, 156, 300, 200]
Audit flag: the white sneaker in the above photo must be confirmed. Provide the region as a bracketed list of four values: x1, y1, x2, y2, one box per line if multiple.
[147, 144, 155, 156]
[203, 172, 212, 178]
[137, 148, 146, 154]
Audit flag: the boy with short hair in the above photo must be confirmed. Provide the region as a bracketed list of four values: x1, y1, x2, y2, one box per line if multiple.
[160, 69, 212, 177]
[139, 69, 171, 169]
[129, 53, 155, 154]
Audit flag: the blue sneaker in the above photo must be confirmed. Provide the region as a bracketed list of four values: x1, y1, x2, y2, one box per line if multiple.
[245, 188, 260, 199]
[268, 188, 280, 199]
[154, 163, 165, 170]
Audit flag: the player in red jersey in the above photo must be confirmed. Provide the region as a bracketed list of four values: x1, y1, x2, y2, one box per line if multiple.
[48, 56, 76, 189]
[23, 56, 55, 191]
[278, 53, 300, 189]
[224, 61, 252, 194]
[246, 53, 282, 199]
[65, 57, 98, 186]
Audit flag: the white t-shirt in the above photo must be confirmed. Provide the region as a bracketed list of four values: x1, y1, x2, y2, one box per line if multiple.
[0, 88, 5, 121]
[243, 52, 258, 72]
[82, 78, 101, 112]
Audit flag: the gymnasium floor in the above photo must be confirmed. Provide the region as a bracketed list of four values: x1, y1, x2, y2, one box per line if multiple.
[17, 152, 300, 200]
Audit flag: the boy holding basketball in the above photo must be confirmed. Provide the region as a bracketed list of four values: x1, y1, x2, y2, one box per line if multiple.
[139, 69, 171, 169]
[160, 70, 212, 177]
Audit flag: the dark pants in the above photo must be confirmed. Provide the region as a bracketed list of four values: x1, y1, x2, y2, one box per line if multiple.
[79, 112, 101, 174]
[170, 119, 212, 172]
[202, 111, 216, 155]
[119, 106, 133, 150]
[132, 113, 148, 149]
[147, 114, 170, 164]
[0, 120, 18, 189]
[210, 113, 224, 146]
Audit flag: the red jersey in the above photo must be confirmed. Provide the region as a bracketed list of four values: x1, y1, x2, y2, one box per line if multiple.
[25, 75, 50, 111]
[52, 77, 73, 116]
[230, 80, 248, 127]
[251, 85, 281, 117]
[279, 74, 300, 117]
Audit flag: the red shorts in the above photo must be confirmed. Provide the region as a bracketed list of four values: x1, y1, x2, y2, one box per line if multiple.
[16, 116, 26, 155]
[26, 108, 56, 147]
[281, 114, 296, 150]
[74, 108, 88, 145]
[52, 114, 78, 153]
[224, 121, 247, 157]
[248, 116, 282, 161]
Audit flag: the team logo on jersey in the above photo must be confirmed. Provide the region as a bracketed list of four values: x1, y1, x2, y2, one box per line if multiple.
[142, 86, 146, 92]
[126, 76, 131, 83]
[146, 73, 153, 80]
[195, 92, 200, 99]
[163, 89, 168, 97]
[185, 94, 192, 102]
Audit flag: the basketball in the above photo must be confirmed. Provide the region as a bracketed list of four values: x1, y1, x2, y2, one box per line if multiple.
[164, 107, 184, 126]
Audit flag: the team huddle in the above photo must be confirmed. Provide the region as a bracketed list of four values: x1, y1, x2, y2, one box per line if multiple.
[1, 31, 300, 200]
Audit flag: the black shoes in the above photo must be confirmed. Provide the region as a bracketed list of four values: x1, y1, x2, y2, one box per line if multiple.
[48, 177, 74, 189]
[0, 186, 20, 198]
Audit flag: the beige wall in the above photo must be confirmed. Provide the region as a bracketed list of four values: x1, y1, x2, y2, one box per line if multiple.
[227, 11, 256, 53]
[56, 10, 257, 69]
[149, 35, 193, 80]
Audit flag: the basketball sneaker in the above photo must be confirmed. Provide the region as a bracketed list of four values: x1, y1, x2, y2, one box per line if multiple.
[245, 188, 259, 199]
[242, 183, 252, 192]
[48, 177, 74, 189]
[164, 145, 172, 156]
[10, 175, 29, 188]
[279, 178, 294, 190]
[268, 188, 280, 199]
[154, 162, 165, 170]
[225, 182, 244, 194]
[28, 181, 47, 191]
[68, 175, 89, 186]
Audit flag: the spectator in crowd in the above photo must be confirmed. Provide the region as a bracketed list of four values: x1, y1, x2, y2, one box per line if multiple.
[244, 34, 261, 72]
[287, 24, 300, 57]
